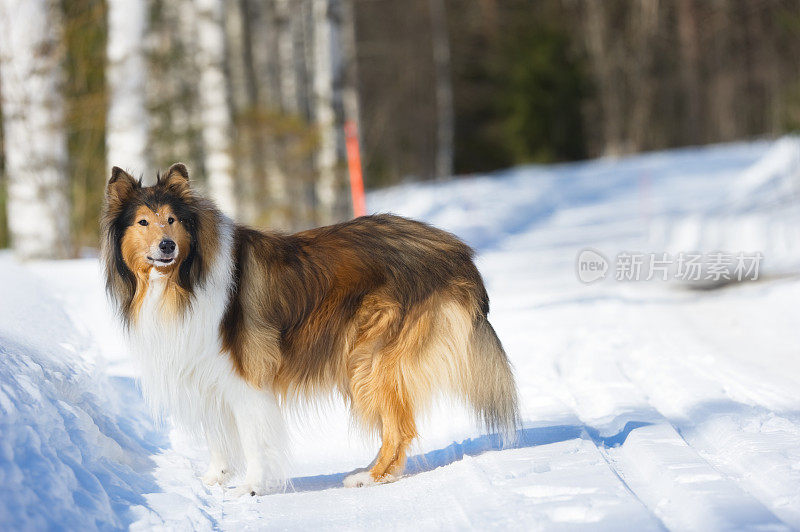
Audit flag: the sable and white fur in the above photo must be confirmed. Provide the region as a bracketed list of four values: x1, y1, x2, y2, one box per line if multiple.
[101, 164, 518, 496]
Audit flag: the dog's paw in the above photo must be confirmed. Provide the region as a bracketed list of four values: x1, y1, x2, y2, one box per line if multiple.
[228, 481, 269, 498]
[345, 470, 400, 488]
[343, 471, 375, 488]
[344, 470, 400, 487]
[202, 466, 230, 487]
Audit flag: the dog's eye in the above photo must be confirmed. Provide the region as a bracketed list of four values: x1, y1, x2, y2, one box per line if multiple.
[168, 217, 175, 225]
[138, 219, 148, 226]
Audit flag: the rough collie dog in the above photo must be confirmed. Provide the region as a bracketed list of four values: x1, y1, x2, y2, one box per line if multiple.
[101, 163, 518, 496]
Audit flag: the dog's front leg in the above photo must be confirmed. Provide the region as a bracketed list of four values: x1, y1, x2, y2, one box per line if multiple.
[227, 380, 288, 497]
[202, 443, 230, 487]
[201, 401, 237, 487]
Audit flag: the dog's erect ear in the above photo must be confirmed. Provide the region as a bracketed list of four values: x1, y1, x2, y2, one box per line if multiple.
[106, 167, 138, 202]
[164, 163, 189, 185]
[161, 163, 191, 197]
[109, 166, 137, 187]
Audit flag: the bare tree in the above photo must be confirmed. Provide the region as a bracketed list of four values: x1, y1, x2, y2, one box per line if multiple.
[262, 0, 291, 230]
[340, 0, 363, 216]
[582, 1, 627, 156]
[274, 0, 324, 230]
[276, 0, 320, 230]
[628, 0, 660, 151]
[0, 0, 72, 258]
[276, 0, 299, 115]
[340, 0, 360, 128]
[230, 0, 292, 229]
[145, 0, 205, 180]
[221, 0, 258, 223]
[0, 77, 6, 248]
[352, 0, 440, 183]
[296, 0, 315, 122]
[676, 0, 701, 144]
[428, 0, 453, 178]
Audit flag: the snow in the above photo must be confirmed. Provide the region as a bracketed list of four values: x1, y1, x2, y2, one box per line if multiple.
[0, 257, 162, 529]
[2, 137, 800, 530]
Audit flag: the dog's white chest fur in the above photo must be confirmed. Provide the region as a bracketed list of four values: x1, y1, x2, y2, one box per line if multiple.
[125, 220, 288, 494]
[126, 223, 236, 433]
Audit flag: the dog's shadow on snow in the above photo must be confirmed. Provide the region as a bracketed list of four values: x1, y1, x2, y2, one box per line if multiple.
[287, 420, 650, 493]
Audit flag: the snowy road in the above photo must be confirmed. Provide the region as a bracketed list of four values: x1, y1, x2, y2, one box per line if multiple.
[2, 139, 800, 530]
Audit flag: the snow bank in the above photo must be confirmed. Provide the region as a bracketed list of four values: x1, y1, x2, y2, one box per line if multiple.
[369, 141, 773, 249]
[371, 138, 800, 279]
[0, 254, 161, 530]
[654, 136, 800, 275]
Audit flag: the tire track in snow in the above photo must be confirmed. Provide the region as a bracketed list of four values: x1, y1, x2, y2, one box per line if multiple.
[582, 434, 669, 532]
[555, 316, 790, 531]
[614, 286, 800, 528]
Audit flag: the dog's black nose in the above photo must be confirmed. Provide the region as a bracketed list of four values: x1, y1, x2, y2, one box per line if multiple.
[159, 239, 176, 254]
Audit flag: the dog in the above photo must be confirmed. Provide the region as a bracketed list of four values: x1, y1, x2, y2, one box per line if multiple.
[101, 163, 518, 496]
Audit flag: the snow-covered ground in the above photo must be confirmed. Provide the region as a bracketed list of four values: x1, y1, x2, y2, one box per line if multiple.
[2, 138, 800, 530]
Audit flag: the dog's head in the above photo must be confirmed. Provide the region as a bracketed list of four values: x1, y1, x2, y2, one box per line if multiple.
[102, 163, 219, 320]
[105, 163, 194, 275]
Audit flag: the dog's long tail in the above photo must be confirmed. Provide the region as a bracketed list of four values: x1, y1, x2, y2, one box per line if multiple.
[464, 316, 520, 445]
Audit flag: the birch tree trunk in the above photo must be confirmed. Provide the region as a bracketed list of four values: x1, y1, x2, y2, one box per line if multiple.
[195, 0, 237, 217]
[428, 0, 454, 178]
[312, 0, 342, 225]
[106, 0, 148, 173]
[0, 0, 72, 259]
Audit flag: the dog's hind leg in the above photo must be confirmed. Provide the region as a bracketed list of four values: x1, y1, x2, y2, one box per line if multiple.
[373, 383, 418, 482]
[344, 382, 418, 487]
[343, 296, 420, 487]
[344, 361, 418, 487]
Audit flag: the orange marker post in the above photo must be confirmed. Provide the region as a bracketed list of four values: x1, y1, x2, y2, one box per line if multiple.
[345, 120, 366, 218]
